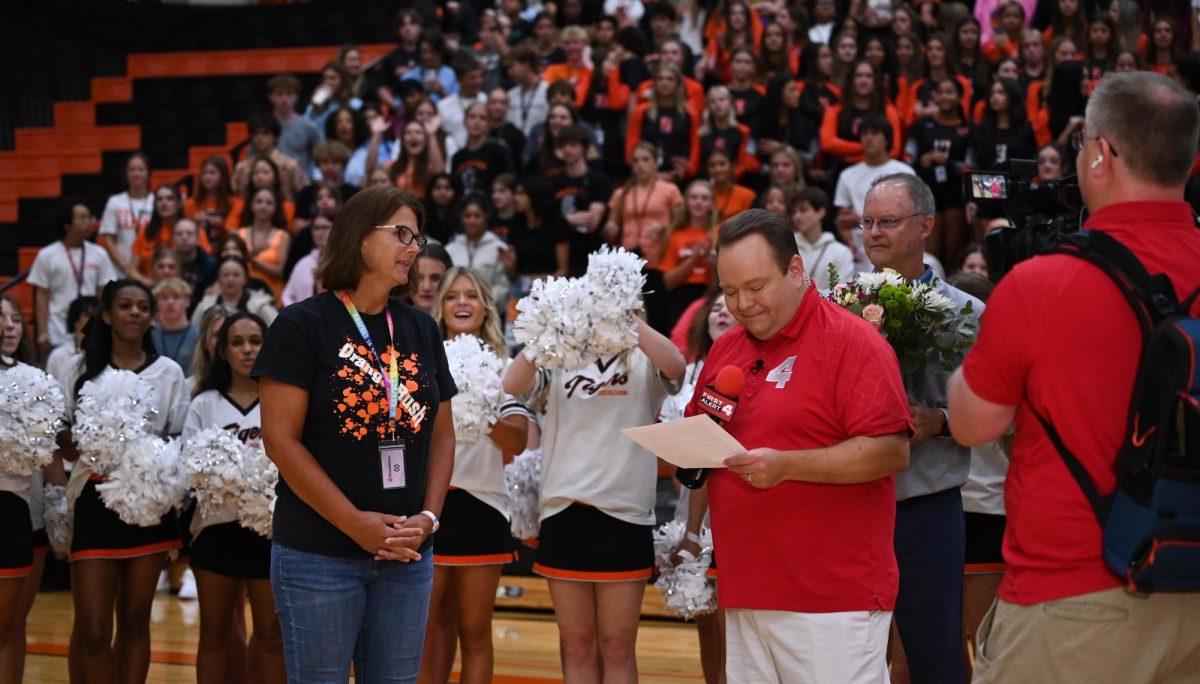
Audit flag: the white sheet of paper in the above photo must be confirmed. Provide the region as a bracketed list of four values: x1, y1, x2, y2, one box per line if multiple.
[621, 415, 746, 468]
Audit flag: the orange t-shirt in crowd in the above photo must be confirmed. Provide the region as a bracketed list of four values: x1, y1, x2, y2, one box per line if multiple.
[391, 160, 430, 199]
[237, 227, 287, 302]
[713, 184, 756, 224]
[130, 222, 212, 278]
[226, 198, 297, 232]
[607, 179, 683, 268]
[543, 63, 593, 110]
[658, 225, 714, 287]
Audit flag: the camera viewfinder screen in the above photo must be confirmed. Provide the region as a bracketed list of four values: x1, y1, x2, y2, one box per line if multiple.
[971, 174, 1007, 200]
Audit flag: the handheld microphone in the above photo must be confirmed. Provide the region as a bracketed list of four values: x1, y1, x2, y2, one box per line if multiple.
[678, 365, 745, 490]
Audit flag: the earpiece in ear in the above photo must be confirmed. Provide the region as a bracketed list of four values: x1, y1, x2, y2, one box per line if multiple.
[1091, 155, 1104, 169]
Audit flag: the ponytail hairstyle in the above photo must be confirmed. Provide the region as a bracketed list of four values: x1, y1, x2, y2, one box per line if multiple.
[197, 311, 268, 395]
[76, 279, 158, 397]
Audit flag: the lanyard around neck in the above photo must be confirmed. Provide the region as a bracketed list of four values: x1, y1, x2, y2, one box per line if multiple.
[338, 291, 399, 423]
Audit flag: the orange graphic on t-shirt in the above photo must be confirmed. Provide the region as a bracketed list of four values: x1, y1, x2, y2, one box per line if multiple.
[332, 338, 431, 439]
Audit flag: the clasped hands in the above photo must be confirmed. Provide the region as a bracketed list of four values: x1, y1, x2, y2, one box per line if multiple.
[351, 510, 434, 562]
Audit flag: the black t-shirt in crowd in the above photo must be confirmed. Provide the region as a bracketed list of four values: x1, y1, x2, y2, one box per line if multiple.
[295, 182, 360, 220]
[729, 85, 766, 131]
[909, 117, 973, 204]
[506, 214, 568, 276]
[701, 126, 748, 169]
[550, 168, 613, 276]
[252, 291, 457, 558]
[490, 124, 527, 173]
[638, 105, 694, 174]
[451, 141, 515, 196]
[971, 121, 1036, 172]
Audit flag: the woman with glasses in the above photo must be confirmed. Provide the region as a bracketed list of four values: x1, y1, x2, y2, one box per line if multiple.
[254, 186, 456, 683]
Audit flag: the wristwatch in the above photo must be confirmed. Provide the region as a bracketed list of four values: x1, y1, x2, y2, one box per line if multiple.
[937, 408, 952, 438]
[417, 510, 440, 533]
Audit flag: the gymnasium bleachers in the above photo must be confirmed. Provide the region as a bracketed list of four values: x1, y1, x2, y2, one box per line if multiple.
[0, 0, 398, 315]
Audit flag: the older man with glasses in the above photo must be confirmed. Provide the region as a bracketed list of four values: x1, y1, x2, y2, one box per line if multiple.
[862, 172, 985, 684]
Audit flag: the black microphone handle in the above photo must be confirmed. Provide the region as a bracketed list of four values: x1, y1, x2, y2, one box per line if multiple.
[676, 466, 709, 489]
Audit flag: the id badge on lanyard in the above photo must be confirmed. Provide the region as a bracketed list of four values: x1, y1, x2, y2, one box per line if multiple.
[379, 439, 406, 489]
[339, 291, 408, 491]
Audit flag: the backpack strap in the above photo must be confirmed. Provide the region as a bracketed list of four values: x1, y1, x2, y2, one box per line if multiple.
[1030, 403, 1112, 524]
[1048, 231, 1180, 337]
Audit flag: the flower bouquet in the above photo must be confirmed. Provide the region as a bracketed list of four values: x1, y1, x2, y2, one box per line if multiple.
[824, 266, 976, 372]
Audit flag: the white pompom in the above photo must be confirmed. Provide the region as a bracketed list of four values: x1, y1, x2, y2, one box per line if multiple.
[504, 448, 541, 540]
[0, 364, 66, 478]
[652, 521, 716, 620]
[73, 370, 158, 475]
[513, 247, 645, 370]
[443, 335, 505, 444]
[43, 484, 72, 558]
[184, 427, 251, 520]
[95, 437, 187, 527]
[237, 443, 277, 538]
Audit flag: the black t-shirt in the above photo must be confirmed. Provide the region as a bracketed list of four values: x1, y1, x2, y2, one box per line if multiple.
[506, 214, 568, 276]
[490, 124, 526, 172]
[909, 117, 972, 200]
[380, 47, 420, 89]
[451, 141, 515, 196]
[729, 86, 766, 131]
[701, 127, 746, 169]
[798, 81, 839, 135]
[639, 106, 694, 174]
[252, 292, 457, 558]
[551, 168, 612, 276]
[295, 183, 360, 220]
[971, 121, 1036, 171]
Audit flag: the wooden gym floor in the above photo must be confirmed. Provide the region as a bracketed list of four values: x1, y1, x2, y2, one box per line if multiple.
[22, 577, 706, 683]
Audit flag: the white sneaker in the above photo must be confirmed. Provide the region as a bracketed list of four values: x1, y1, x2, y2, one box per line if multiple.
[178, 569, 197, 600]
[156, 570, 170, 594]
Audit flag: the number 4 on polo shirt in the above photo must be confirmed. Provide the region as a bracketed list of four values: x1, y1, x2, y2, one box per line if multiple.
[765, 356, 796, 389]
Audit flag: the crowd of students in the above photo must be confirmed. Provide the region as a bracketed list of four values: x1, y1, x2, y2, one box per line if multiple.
[4, 1, 1199, 682]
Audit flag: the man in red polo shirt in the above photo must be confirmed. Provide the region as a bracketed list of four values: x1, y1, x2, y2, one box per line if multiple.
[949, 72, 1200, 682]
[686, 208, 912, 681]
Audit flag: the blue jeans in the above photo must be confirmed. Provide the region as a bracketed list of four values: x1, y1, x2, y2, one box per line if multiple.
[271, 544, 434, 684]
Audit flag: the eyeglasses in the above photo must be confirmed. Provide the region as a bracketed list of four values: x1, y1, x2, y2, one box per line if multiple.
[1070, 130, 1119, 157]
[857, 213, 921, 232]
[375, 224, 428, 248]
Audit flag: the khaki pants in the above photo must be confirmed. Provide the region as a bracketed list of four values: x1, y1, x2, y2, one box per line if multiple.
[973, 588, 1200, 684]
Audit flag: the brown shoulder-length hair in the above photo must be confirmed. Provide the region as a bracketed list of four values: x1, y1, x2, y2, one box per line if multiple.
[316, 186, 425, 296]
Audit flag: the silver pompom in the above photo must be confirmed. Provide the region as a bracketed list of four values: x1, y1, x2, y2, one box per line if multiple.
[236, 444, 277, 538]
[444, 335, 505, 444]
[184, 427, 251, 520]
[95, 436, 187, 527]
[504, 448, 541, 540]
[73, 370, 158, 474]
[0, 365, 66, 477]
[514, 246, 645, 370]
[652, 520, 716, 620]
[43, 484, 71, 558]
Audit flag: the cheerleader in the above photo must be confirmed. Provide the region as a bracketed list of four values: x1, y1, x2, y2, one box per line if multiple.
[502, 307, 685, 682]
[0, 294, 53, 682]
[421, 267, 529, 684]
[182, 312, 284, 684]
[660, 291, 736, 684]
[61, 279, 188, 683]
